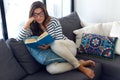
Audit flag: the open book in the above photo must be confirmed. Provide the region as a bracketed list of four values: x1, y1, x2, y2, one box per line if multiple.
[24, 31, 55, 48]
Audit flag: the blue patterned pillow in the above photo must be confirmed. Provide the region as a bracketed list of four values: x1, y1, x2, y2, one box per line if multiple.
[26, 46, 66, 65]
[78, 33, 118, 59]
[23, 37, 66, 65]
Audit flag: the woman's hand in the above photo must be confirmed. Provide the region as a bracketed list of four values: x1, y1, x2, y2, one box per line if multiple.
[38, 44, 50, 50]
[23, 17, 35, 30]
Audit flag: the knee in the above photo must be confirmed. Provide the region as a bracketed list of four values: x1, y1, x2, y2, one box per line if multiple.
[51, 40, 62, 47]
[51, 40, 63, 50]
[46, 63, 59, 74]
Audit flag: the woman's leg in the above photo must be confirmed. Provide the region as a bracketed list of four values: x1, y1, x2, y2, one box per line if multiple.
[46, 61, 95, 79]
[51, 40, 95, 79]
[51, 40, 80, 68]
[78, 60, 95, 79]
[79, 60, 95, 67]
[63, 39, 77, 56]
[46, 62, 74, 74]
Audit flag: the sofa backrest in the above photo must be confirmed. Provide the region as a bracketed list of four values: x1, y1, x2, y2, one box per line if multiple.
[6, 38, 45, 75]
[0, 39, 27, 80]
[59, 12, 82, 42]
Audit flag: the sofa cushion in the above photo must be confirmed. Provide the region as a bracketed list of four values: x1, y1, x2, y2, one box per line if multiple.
[81, 21, 113, 36]
[78, 33, 118, 59]
[73, 23, 104, 48]
[23, 70, 89, 80]
[0, 39, 26, 80]
[26, 46, 66, 65]
[109, 22, 120, 55]
[6, 38, 44, 74]
[77, 53, 120, 80]
[59, 11, 82, 42]
[22, 62, 101, 80]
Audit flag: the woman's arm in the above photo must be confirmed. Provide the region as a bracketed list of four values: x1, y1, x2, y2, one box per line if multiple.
[17, 17, 34, 41]
[17, 28, 32, 41]
[47, 18, 66, 40]
[23, 17, 34, 30]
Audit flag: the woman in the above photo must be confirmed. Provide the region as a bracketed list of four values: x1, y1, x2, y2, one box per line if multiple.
[17, 1, 95, 79]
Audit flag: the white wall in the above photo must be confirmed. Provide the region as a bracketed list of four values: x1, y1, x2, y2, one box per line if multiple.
[75, 0, 120, 23]
[47, 0, 71, 18]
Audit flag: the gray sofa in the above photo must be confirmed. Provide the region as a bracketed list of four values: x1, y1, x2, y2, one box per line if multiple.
[0, 12, 119, 80]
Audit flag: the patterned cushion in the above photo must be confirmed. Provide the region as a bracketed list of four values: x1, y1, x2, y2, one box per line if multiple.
[23, 36, 67, 66]
[22, 37, 66, 65]
[78, 33, 118, 59]
[26, 46, 66, 65]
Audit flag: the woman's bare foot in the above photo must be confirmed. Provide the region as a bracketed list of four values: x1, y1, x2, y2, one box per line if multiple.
[79, 60, 95, 67]
[78, 65, 95, 79]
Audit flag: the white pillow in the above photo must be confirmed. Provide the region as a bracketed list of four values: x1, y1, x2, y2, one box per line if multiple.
[109, 22, 120, 55]
[81, 20, 114, 36]
[73, 23, 104, 48]
[102, 22, 113, 36]
[80, 20, 99, 27]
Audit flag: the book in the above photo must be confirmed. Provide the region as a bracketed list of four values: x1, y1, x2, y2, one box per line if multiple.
[24, 31, 55, 48]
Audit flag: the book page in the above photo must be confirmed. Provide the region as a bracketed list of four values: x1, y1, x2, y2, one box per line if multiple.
[37, 31, 48, 40]
[25, 38, 36, 43]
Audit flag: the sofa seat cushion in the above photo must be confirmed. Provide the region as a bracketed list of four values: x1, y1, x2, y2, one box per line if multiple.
[23, 70, 89, 80]
[77, 53, 120, 80]
[0, 39, 27, 80]
[22, 62, 101, 80]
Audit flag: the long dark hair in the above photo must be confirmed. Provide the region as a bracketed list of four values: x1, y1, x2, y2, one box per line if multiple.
[29, 1, 50, 36]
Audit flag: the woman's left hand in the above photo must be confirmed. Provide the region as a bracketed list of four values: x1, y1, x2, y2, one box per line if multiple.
[38, 44, 50, 50]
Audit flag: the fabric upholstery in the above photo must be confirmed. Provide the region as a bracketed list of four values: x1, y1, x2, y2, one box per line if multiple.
[73, 23, 103, 48]
[110, 22, 120, 55]
[81, 21, 113, 36]
[0, 39, 26, 80]
[78, 33, 118, 59]
[59, 11, 82, 41]
[26, 46, 66, 65]
[77, 53, 120, 80]
[22, 62, 101, 80]
[6, 38, 43, 74]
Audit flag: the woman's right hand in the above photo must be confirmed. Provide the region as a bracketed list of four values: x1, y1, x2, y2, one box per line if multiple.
[38, 44, 50, 50]
[23, 17, 35, 30]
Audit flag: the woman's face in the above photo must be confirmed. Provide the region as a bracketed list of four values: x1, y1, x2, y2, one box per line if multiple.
[33, 8, 45, 24]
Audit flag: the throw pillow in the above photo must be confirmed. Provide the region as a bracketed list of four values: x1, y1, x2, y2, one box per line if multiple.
[59, 11, 82, 41]
[6, 38, 43, 74]
[81, 21, 113, 36]
[73, 23, 103, 48]
[23, 37, 66, 65]
[0, 39, 26, 80]
[78, 33, 118, 59]
[26, 46, 66, 65]
[109, 22, 120, 55]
